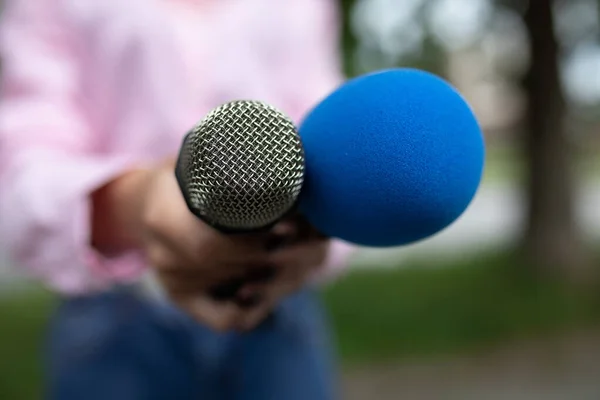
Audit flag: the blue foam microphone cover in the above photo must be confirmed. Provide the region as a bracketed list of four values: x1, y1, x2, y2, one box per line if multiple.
[298, 68, 485, 247]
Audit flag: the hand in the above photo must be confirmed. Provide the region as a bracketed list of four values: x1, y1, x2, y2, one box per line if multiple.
[232, 215, 330, 331]
[91, 160, 328, 332]
[139, 161, 273, 331]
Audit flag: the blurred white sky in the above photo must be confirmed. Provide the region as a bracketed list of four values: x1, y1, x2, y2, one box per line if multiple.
[353, 0, 600, 106]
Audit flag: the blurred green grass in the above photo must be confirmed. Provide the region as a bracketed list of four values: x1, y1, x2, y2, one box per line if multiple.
[2, 251, 600, 398]
[325, 251, 600, 365]
[0, 289, 55, 400]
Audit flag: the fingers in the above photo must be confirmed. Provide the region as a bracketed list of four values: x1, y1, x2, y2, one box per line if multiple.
[268, 241, 329, 275]
[266, 213, 322, 248]
[245, 264, 277, 283]
[235, 291, 264, 309]
[265, 219, 298, 251]
[230, 265, 304, 332]
[165, 277, 272, 332]
[144, 229, 268, 282]
[206, 263, 277, 302]
[231, 240, 329, 327]
[160, 257, 301, 333]
[175, 295, 243, 332]
[155, 268, 240, 331]
[236, 301, 274, 331]
[207, 277, 247, 300]
[142, 170, 270, 264]
[147, 219, 268, 268]
[270, 218, 299, 237]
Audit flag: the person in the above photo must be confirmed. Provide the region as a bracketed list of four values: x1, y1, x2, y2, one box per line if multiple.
[0, 0, 354, 399]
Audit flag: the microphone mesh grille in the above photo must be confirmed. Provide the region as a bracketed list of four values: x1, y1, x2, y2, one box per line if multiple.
[177, 100, 304, 231]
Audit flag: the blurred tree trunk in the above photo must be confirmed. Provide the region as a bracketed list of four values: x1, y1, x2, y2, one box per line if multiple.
[521, 0, 593, 281]
[339, 0, 357, 77]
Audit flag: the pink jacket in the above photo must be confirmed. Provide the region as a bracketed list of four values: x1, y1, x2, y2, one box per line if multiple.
[0, 0, 353, 295]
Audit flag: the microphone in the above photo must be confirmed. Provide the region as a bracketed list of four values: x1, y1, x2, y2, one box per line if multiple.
[175, 100, 305, 301]
[176, 68, 485, 300]
[297, 68, 485, 247]
[176, 100, 304, 232]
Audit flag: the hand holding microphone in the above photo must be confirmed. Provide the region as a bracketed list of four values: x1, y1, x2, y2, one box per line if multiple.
[137, 160, 327, 332]
[135, 100, 328, 331]
[139, 162, 266, 331]
[155, 68, 485, 330]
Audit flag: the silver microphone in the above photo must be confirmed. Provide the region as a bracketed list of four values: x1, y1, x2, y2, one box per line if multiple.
[175, 100, 305, 303]
[176, 100, 305, 233]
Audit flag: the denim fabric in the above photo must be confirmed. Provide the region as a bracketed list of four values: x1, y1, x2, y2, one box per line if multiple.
[45, 287, 337, 400]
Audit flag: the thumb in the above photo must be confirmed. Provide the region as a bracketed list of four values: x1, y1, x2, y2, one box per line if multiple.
[266, 219, 299, 251]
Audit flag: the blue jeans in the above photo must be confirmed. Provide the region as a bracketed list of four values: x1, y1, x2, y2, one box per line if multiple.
[45, 287, 337, 400]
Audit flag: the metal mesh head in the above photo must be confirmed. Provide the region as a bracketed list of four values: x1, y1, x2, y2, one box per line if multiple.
[176, 100, 305, 232]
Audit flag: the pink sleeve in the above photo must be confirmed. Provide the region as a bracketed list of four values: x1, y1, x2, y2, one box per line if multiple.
[277, 0, 346, 122]
[312, 240, 355, 284]
[0, 0, 145, 295]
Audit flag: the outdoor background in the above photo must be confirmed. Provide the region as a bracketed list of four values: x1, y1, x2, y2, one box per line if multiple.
[1, 0, 600, 398]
